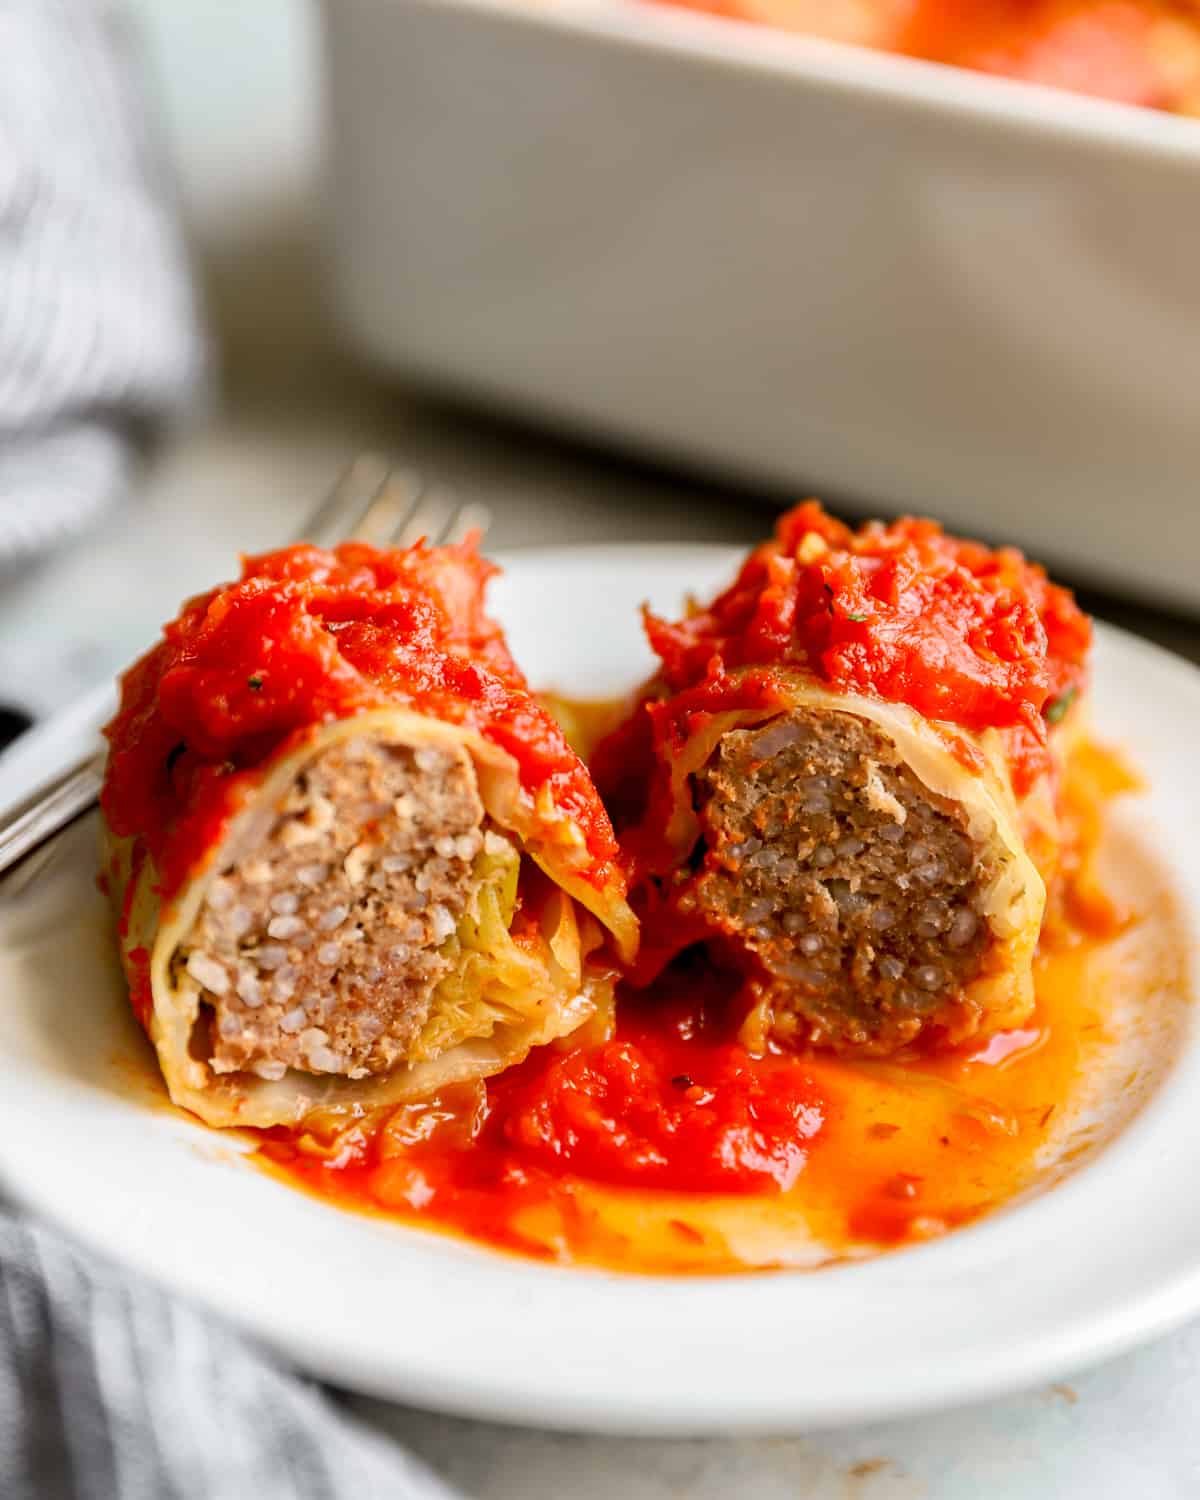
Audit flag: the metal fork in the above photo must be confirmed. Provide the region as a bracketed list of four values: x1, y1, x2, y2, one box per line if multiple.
[0, 456, 492, 881]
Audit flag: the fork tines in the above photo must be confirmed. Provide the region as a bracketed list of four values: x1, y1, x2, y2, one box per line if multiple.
[301, 456, 491, 552]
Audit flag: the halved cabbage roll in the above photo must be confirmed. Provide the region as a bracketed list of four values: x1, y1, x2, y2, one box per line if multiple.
[102, 538, 636, 1127]
[593, 503, 1091, 1054]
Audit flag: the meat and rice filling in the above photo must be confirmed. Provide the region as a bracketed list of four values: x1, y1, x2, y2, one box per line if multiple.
[175, 735, 499, 1082]
[693, 709, 992, 1052]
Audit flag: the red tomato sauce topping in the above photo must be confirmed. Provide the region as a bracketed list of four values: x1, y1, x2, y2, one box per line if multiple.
[498, 980, 825, 1193]
[899, 0, 1197, 111]
[646, 0, 1200, 114]
[260, 971, 831, 1263]
[101, 540, 621, 900]
[597, 501, 1090, 809]
[126, 946, 155, 1032]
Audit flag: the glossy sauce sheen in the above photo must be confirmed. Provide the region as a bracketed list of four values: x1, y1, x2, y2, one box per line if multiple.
[257, 741, 1136, 1273]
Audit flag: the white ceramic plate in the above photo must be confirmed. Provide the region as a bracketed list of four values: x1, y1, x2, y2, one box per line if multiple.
[1, 544, 1198, 1436]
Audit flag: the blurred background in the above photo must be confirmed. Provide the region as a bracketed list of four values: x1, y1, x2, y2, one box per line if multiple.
[0, 0, 766, 736]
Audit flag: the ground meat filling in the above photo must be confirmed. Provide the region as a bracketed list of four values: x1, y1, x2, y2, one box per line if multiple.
[174, 735, 493, 1082]
[693, 709, 992, 1051]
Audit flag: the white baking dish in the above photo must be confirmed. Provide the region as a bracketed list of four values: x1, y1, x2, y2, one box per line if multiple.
[321, 0, 1200, 607]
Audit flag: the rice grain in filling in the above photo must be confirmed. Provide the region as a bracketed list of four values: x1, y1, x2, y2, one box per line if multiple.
[693, 708, 993, 1052]
[174, 735, 496, 1081]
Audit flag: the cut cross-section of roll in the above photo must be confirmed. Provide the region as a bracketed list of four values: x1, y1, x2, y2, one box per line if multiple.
[592, 502, 1091, 1055]
[102, 538, 636, 1127]
[641, 677, 1045, 1052]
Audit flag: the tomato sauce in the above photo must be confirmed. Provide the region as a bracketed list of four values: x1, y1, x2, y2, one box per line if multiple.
[900, 0, 1198, 110]
[100, 540, 622, 901]
[126, 946, 155, 1032]
[646, 0, 1200, 114]
[623, 501, 1090, 798]
[256, 741, 1133, 1273]
[498, 993, 825, 1194]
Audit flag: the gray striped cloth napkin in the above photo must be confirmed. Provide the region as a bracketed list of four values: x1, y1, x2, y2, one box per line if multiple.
[0, 0, 205, 567]
[0, 7, 462, 1494]
[0, 1214, 462, 1500]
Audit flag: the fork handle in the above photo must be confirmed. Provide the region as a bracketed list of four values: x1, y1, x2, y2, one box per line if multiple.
[0, 758, 105, 877]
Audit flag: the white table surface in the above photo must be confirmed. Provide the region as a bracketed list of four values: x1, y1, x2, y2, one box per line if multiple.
[4, 2, 1200, 1493]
